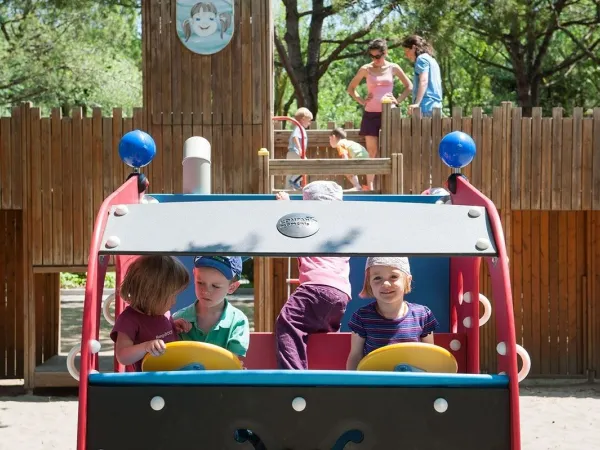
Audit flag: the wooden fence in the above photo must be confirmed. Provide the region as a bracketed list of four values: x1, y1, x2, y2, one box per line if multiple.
[1, 102, 599, 384]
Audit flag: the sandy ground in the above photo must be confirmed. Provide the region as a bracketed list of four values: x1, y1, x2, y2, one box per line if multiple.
[0, 384, 598, 449]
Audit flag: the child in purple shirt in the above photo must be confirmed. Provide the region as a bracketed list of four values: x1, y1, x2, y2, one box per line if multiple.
[110, 255, 191, 372]
[275, 181, 352, 369]
[346, 256, 439, 370]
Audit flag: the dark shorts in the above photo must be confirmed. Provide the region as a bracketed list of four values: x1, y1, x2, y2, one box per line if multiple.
[275, 284, 350, 370]
[359, 111, 382, 137]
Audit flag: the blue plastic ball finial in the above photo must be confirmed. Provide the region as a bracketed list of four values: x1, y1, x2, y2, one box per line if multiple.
[438, 131, 476, 169]
[118, 130, 156, 168]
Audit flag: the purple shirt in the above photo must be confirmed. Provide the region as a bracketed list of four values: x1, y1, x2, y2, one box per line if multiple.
[348, 302, 439, 356]
[110, 306, 178, 371]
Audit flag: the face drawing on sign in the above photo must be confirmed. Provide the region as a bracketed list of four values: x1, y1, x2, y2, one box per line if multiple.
[183, 2, 232, 41]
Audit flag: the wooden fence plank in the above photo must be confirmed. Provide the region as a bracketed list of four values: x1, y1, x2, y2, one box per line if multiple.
[558, 211, 569, 373]
[551, 108, 563, 210]
[5, 211, 17, 376]
[510, 108, 522, 209]
[112, 108, 124, 190]
[30, 108, 42, 266]
[561, 118, 573, 210]
[0, 118, 11, 209]
[520, 117, 532, 209]
[10, 107, 22, 209]
[62, 117, 74, 266]
[522, 211, 532, 366]
[530, 211, 541, 374]
[593, 109, 600, 210]
[582, 118, 593, 210]
[0, 213, 6, 375]
[160, 0, 171, 125]
[92, 109, 103, 219]
[572, 108, 583, 210]
[51, 109, 63, 264]
[539, 211, 551, 374]
[82, 116, 93, 264]
[541, 118, 553, 210]
[169, 0, 182, 125]
[530, 108, 542, 209]
[512, 211, 523, 347]
[72, 108, 84, 266]
[548, 211, 559, 374]
[491, 107, 502, 206]
[401, 118, 412, 193]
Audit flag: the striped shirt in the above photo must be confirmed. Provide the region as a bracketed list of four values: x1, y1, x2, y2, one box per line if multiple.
[348, 302, 439, 356]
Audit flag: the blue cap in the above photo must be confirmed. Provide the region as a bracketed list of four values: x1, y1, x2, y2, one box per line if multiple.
[193, 256, 243, 280]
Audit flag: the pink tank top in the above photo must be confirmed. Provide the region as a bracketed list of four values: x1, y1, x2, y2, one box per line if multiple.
[365, 66, 393, 113]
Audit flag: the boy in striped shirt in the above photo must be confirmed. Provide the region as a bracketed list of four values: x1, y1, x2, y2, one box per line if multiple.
[346, 256, 439, 370]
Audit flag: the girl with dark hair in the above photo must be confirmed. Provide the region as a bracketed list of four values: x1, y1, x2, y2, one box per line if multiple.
[401, 35, 443, 116]
[347, 38, 412, 190]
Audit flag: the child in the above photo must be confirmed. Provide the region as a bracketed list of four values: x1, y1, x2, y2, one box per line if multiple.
[346, 257, 439, 370]
[110, 255, 191, 372]
[275, 180, 352, 369]
[329, 127, 371, 191]
[286, 107, 313, 190]
[173, 255, 250, 359]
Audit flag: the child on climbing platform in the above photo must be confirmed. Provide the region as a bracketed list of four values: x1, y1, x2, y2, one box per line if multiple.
[286, 107, 313, 190]
[346, 257, 439, 370]
[110, 255, 191, 372]
[329, 127, 370, 191]
[275, 180, 352, 369]
[172, 256, 250, 360]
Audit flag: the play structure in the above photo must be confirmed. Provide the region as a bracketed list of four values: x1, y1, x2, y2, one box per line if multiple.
[68, 129, 530, 449]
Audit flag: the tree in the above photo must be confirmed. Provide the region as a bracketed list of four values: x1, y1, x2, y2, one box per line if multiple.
[456, 0, 600, 114]
[0, 0, 142, 115]
[275, 0, 402, 119]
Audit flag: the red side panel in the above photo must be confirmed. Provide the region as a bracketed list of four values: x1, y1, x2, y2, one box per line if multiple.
[450, 257, 481, 373]
[450, 175, 521, 450]
[77, 177, 143, 450]
[243, 332, 468, 372]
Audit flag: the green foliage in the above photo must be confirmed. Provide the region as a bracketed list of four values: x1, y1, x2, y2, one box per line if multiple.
[0, 0, 142, 115]
[60, 272, 116, 289]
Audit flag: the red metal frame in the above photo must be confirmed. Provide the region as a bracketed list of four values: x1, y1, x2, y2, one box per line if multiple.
[450, 175, 521, 450]
[273, 115, 307, 187]
[76, 176, 145, 450]
[449, 257, 481, 374]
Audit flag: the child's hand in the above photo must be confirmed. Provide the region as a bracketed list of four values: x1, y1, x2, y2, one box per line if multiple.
[276, 191, 290, 201]
[144, 339, 166, 357]
[173, 318, 192, 333]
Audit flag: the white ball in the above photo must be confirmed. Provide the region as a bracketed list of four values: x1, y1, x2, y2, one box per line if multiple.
[496, 342, 507, 356]
[150, 396, 165, 411]
[291, 396, 306, 412]
[433, 398, 448, 413]
[89, 339, 101, 354]
[449, 339, 461, 351]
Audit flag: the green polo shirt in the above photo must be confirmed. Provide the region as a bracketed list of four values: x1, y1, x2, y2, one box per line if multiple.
[172, 299, 250, 357]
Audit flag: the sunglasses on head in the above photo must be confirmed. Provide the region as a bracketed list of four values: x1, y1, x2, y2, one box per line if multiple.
[369, 53, 384, 60]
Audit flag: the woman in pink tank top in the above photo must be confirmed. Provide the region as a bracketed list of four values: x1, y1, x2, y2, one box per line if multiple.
[347, 38, 412, 190]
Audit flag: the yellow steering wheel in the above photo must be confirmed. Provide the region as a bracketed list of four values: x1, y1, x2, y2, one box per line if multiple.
[357, 342, 458, 373]
[141, 341, 243, 372]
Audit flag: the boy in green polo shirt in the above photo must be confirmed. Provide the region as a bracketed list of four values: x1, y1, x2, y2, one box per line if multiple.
[173, 256, 250, 359]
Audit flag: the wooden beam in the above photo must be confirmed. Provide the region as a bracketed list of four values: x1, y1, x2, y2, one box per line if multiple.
[274, 129, 366, 147]
[268, 158, 392, 176]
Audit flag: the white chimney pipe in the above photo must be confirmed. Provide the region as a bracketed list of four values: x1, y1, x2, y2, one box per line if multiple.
[182, 136, 211, 194]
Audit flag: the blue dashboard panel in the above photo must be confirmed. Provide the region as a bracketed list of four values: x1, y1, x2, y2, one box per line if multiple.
[89, 370, 508, 388]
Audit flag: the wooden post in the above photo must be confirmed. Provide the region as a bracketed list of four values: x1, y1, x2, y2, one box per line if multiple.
[18, 102, 36, 390]
[391, 153, 404, 194]
[255, 149, 273, 331]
